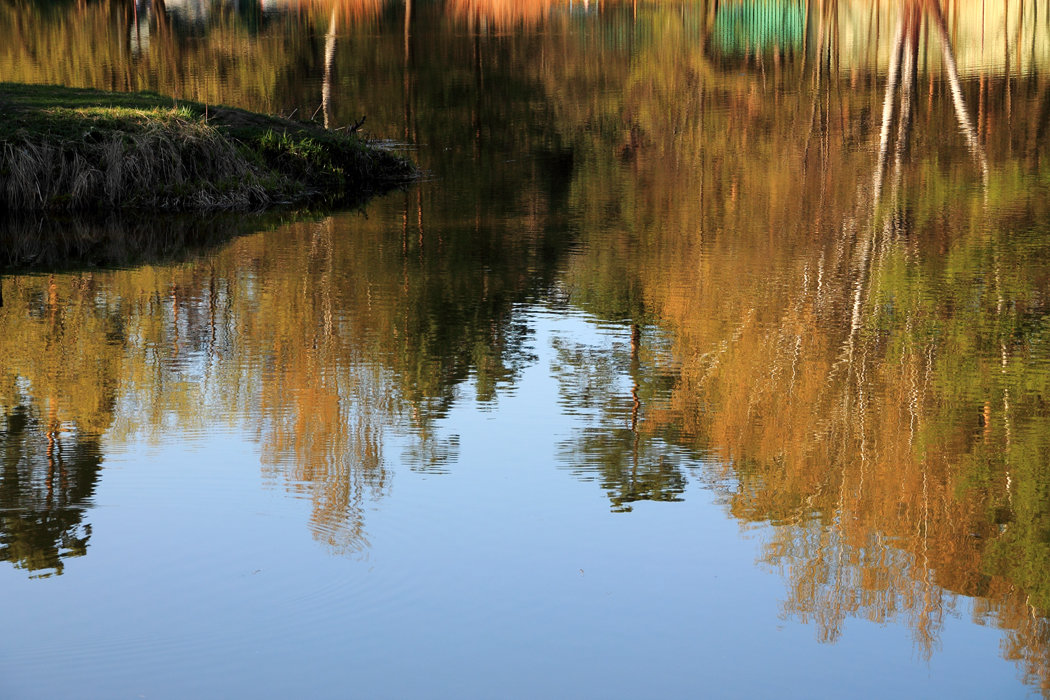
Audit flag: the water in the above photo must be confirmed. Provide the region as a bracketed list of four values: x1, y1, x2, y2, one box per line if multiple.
[2, 1, 1050, 697]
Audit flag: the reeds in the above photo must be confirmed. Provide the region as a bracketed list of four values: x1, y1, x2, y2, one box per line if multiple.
[0, 89, 417, 212]
[2, 117, 273, 211]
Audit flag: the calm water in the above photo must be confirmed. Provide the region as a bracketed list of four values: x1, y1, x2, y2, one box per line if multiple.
[3, 1, 1050, 697]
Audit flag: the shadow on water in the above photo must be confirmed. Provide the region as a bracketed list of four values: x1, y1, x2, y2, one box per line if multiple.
[0, 210, 302, 272]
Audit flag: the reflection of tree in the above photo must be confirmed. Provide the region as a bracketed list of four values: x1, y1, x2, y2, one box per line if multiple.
[0, 157, 571, 556]
[552, 325, 688, 511]
[4, 0, 1050, 691]
[540, 0, 1050, 691]
[0, 269, 124, 576]
[0, 403, 104, 577]
[1, 0, 580, 558]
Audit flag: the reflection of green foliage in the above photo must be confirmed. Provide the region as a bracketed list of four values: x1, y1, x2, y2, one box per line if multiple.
[862, 170, 1050, 613]
[562, 426, 687, 511]
[981, 438, 1050, 612]
[551, 330, 690, 511]
[4, 0, 1050, 691]
[0, 404, 103, 577]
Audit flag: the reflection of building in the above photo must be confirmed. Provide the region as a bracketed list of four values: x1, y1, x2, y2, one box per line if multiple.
[164, 0, 213, 23]
[128, 0, 390, 55]
[711, 0, 806, 56]
[706, 0, 1048, 76]
[836, 0, 1047, 75]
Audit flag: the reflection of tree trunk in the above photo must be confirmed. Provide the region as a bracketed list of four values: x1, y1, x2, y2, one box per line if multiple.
[892, 5, 920, 180]
[624, 323, 642, 494]
[322, 218, 334, 343]
[1025, 81, 1050, 168]
[322, 6, 338, 129]
[417, 186, 424, 261]
[928, 0, 989, 185]
[703, 0, 717, 43]
[1004, 0, 1011, 127]
[873, 12, 905, 204]
[473, 11, 482, 158]
[208, 269, 216, 349]
[46, 400, 59, 507]
[152, 0, 179, 97]
[630, 323, 640, 433]
[801, 0, 827, 172]
[402, 190, 409, 257]
[171, 279, 179, 360]
[12, 8, 37, 62]
[630, 323, 641, 491]
[994, 254, 1013, 499]
[403, 0, 413, 141]
[123, 1, 134, 90]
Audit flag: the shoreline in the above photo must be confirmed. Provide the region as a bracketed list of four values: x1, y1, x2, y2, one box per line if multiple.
[0, 83, 418, 212]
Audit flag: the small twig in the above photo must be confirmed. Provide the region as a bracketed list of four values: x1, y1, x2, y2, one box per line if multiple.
[349, 115, 366, 134]
[309, 103, 323, 122]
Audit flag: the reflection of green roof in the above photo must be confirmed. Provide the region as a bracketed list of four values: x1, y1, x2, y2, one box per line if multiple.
[712, 1, 805, 55]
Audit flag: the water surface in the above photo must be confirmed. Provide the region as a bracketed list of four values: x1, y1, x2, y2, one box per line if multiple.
[2, 1, 1050, 697]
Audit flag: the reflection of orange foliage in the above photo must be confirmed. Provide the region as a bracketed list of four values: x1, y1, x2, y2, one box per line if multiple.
[445, 0, 563, 28]
[636, 191, 1042, 669]
[445, 0, 649, 29]
[444, 0, 650, 29]
[290, 0, 387, 23]
[634, 145, 1036, 663]
[560, 24, 1050, 686]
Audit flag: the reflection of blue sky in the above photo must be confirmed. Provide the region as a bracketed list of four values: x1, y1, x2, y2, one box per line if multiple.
[0, 304, 1025, 698]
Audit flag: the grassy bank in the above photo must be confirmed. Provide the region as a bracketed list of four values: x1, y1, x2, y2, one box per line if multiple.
[0, 83, 417, 211]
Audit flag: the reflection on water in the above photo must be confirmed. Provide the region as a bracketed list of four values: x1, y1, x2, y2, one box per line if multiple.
[0, 211, 301, 270]
[551, 323, 691, 511]
[3, 0, 1050, 696]
[0, 402, 102, 577]
[0, 187, 570, 551]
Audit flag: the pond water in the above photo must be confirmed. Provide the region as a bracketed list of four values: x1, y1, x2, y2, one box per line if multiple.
[3, 1, 1050, 697]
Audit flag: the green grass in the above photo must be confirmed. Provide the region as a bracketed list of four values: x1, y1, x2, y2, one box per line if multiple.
[0, 83, 418, 211]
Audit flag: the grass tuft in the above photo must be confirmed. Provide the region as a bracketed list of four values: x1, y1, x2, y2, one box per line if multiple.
[0, 83, 418, 212]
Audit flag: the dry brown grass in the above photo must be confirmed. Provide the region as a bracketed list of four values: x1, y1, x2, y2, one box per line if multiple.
[0, 83, 417, 212]
[2, 118, 272, 211]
